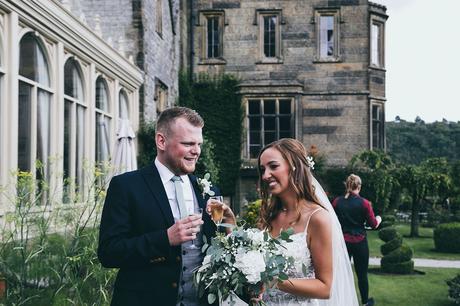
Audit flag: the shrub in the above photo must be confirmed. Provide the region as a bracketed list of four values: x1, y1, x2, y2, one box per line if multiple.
[241, 200, 261, 229]
[379, 225, 414, 274]
[380, 235, 402, 255]
[380, 260, 414, 274]
[447, 274, 460, 304]
[378, 227, 399, 242]
[380, 245, 413, 264]
[434, 222, 460, 253]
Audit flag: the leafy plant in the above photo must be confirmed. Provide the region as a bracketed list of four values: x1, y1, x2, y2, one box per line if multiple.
[0, 163, 116, 305]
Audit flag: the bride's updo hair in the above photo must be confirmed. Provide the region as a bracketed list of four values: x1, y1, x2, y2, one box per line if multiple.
[257, 138, 322, 231]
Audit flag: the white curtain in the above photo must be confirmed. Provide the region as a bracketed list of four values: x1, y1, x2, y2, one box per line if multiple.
[76, 105, 85, 189]
[96, 114, 110, 163]
[37, 89, 50, 179]
[113, 118, 137, 175]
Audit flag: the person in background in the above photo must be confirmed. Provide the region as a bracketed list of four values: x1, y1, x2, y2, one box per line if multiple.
[332, 174, 381, 306]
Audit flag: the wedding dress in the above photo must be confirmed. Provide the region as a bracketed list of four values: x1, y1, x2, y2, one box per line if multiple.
[264, 209, 321, 306]
[223, 178, 359, 306]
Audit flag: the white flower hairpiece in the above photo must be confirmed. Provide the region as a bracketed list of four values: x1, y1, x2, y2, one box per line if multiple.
[306, 155, 315, 170]
[197, 173, 215, 197]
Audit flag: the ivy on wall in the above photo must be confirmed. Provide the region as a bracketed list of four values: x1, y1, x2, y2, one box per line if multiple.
[178, 72, 243, 196]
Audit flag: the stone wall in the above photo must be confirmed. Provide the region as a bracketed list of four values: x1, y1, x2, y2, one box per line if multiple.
[71, 0, 181, 122]
[189, 0, 387, 207]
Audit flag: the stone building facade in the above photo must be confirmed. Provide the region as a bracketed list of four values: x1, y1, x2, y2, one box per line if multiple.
[67, 0, 181, 122]
[184, 0, 388, 206]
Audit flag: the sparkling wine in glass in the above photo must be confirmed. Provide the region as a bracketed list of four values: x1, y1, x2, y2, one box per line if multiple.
[188, 207, 203, 249]
[208, 196, 224, 226]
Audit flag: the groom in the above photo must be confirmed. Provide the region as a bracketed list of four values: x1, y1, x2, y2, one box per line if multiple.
[98, 107, 234, 306]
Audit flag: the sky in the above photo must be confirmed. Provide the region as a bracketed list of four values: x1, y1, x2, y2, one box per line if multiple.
[375, 0, 460, 123]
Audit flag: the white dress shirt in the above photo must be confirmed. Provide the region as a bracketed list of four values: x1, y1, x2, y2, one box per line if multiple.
[155, 158, 197, 221]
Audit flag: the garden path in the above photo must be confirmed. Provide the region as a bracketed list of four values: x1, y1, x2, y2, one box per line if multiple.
[368, 257, 460, 268]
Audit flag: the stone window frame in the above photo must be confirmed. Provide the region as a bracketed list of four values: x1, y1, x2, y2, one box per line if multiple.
[254, 9, 284, 64]
[156, 0, 163, 37]
[198, 10, 226, 65]
[313, 8, 342, 63]
[370, 18, 385, 68]
[245, 97, 295, 159]
[370, 101, 385, 150]
[154, 78, 169, 115]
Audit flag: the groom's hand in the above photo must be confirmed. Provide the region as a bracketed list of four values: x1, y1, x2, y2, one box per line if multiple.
[167, 215, 204, 246]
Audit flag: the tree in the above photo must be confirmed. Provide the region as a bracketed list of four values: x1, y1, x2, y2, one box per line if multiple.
[348, 150, 395, 214]
[395, 158, 452, 237]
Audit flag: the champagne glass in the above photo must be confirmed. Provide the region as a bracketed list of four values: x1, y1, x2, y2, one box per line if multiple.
[188, 207, 203, 249]
[208, 196, 224, 226]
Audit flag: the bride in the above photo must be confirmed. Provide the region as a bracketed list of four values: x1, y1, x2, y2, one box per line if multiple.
[253, 138, 359, 306]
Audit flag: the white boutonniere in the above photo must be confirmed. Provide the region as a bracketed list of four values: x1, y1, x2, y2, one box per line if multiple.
[197, 173, 215, 197]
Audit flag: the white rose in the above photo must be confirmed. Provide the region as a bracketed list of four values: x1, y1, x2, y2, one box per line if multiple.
[247, 229, 265, 246]
[233, 249, 265, 284]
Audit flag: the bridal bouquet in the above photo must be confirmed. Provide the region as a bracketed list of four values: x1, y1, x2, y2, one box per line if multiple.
[194, 227, 295, 305]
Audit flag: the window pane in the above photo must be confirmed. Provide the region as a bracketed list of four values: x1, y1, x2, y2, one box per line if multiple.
[279, 116, 291, 131]
[279, 99, 291, 114]
[64, 59, 84, 99]
[264, 131, 276, 145]
[264, 99, 276, 114]
[19, 33, 50, 86]
[96, 77, 109, 111]
[264, 117, 276, 131]
[320, 16, 334, 58]
[76, 105, 85, 192]
[371, 24, 380, 66]
[250, 131, 261, 145]
[96, 114, 111, 163]
[372, 105, 379, 120]
[248, 100, 260, 114]
[263, 16, 277, 57]
[250, 145, 261, 159]
[64, 100, 71, 180]
[207, 16, 220, 58]
[119, 91, 129, 119]
[249, 117, 261, 130]
[279, 131, 292, 139]
[18, 82, 32, 172]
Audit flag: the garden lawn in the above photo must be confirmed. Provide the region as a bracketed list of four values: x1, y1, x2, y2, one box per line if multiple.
[362, 267, 458, 306]
[367, 223, 460, 260]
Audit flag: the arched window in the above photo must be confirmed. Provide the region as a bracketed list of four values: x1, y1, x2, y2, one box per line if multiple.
[95, 76, 111, 165]
[63, 57, 85, 201]
[118, 89, 129, 120]
[18, 32, 52, 186]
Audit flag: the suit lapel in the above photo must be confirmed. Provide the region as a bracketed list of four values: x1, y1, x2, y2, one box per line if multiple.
[141, 164, 175, 226]
[189, 174, 205, 210]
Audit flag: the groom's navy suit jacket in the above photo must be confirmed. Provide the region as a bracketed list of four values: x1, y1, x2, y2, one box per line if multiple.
[98, 164, 217, 306]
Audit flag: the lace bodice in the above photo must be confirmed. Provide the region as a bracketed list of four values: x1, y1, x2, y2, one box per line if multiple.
[264, 230, 319, 306]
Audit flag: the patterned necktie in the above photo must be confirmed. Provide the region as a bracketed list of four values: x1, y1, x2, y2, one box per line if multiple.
[171, 175, 188, 219]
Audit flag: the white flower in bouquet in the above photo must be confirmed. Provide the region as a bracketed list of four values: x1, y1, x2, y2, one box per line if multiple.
[193, 226, 296, 305]
[234, 250, 265, 284]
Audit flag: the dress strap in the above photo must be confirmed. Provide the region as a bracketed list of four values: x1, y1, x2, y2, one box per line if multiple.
[304, 207, 324, 234]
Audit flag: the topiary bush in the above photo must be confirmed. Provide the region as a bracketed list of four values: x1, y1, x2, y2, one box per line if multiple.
[434, 222, 460, 253]
[378, 226, 414, 274]
[447, 274, 460, 304]
[380, 214, 396, 229]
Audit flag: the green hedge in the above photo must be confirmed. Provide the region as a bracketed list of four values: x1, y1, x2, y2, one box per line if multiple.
[380, 245, 413, 264]
[378, 227, 399, 242]
[447, 274, 460, 304]
[379, 225, 414, 274]
[434, 222, 460, 253]
[381, 260, 414, 274]
[380, 235, 403, 255]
